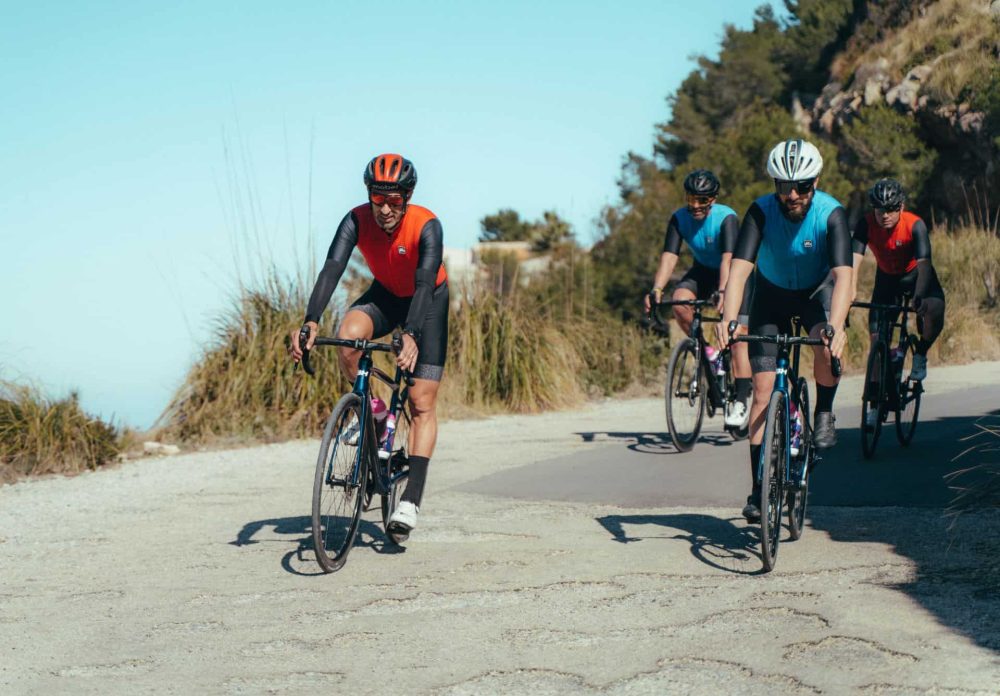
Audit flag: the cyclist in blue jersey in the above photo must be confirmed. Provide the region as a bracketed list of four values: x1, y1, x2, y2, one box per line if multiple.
[645, 170, 753, 428]
[718, 139, 852, 522]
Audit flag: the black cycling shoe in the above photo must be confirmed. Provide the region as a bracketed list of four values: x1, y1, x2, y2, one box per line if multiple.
[813, 412, 837, 449]
[742, 495, 761, 523]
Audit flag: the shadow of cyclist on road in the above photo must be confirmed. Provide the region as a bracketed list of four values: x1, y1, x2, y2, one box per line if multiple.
[596, 513, 769, 575]
[575, 431, 735, 454]
[232, 515, 404, 576]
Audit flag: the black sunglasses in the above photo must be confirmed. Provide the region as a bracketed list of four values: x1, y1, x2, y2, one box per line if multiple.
[774, 179, 816, 195]
[874, 205, 902, 213]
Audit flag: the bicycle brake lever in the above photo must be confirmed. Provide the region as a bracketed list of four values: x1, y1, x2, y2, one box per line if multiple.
[298, 326, 315, 377]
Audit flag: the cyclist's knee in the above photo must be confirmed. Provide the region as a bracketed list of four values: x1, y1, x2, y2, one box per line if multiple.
[336, 310, 374, 340]
[408, 382, 439, 419]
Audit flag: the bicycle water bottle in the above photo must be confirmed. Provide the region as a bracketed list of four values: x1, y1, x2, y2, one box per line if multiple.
[378, 412, 397, 461]
[789, 401, 803, 458]
[371, 397, 388, 440]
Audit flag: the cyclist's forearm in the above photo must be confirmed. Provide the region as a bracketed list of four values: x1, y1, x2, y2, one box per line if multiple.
[652, 252, 679, 292]
[304, 257, 348, 323]
[403, 268, 437, 335]
[723, 260, 753, 324]
[914, 259, 932, 299]
[719, 252, 733, 292]
[851, 252, 864, 300]
[829, 267, 852, 330]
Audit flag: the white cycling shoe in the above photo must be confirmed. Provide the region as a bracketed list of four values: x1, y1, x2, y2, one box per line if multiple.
[865, 408, 880, 428]
[909, 354, 927, 381]
[725, 401, 750, 428]
[388, 501, 419, 532]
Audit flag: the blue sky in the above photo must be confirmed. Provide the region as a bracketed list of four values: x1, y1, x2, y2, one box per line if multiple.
[1, 1, 777, 429]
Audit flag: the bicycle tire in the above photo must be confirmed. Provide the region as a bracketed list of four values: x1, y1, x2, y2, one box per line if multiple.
[787, 378, 810, 541]
[759, 390, 786, 573]
[665, 338, 705, 452]
[381, 402, 412, 541]
[861, 343, 886, 459]
[895, 336, 921, 446]
[312, 393, 368, 573]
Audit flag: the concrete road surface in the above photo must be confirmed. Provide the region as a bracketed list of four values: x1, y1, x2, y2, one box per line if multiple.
[2, 362, 999, 694]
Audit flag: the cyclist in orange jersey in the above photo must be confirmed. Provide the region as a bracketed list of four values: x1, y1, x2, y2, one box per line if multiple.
[851, 177, 946, 389]
[290, 154, 448, 536]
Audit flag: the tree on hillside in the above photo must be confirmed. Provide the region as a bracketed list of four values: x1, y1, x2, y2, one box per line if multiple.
[479, 209, 575, 252]
[779, 0, 857, 95]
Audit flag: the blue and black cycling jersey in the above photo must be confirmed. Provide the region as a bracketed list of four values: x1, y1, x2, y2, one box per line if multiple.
[734, 191, 851, 290]
[662, 204, 739, 270]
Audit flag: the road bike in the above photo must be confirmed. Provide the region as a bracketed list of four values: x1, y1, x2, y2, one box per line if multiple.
[298, 329, 413, 573]
[650, 298, 749, 452]
[733, 320, 841, 572]
[852, 300, 922, 458]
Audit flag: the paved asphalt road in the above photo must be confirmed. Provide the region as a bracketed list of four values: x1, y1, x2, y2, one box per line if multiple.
[460, 384, 1000, 509]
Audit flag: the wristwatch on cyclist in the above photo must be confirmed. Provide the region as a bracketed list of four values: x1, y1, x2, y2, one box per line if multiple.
[402, 327, 421, 342]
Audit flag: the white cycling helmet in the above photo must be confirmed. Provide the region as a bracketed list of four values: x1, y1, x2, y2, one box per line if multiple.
[766, 139, 823, 181]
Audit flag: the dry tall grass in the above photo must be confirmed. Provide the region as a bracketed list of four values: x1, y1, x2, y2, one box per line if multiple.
[0, 382, 120, 482]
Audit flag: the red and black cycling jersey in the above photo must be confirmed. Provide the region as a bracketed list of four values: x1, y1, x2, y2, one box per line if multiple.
[304, 204, 447, 335]
[851, 210, 930, 276]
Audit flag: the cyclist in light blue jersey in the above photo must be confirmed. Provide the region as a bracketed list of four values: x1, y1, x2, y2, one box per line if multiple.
[646, 169, 753, 428]
[719, 139, 852, 522]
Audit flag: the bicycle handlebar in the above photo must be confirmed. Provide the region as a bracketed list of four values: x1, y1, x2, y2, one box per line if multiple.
[851, 301, 912, 312]
[734, 326, 842, 378]
[298, 329, 413, 385]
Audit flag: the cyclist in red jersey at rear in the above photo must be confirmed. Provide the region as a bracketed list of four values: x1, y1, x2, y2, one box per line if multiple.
[289, 154, 448, 537]
[851, 177, 946, 398]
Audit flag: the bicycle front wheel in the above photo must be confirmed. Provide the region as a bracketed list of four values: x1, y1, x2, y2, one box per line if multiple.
[861, 344, 886, 459]
[759, 390, 786, 573]
[665, 338, 705, 452]
[895, 336, 922, 446]
[312, 393, 368, 573]
[381, 402, 411, 541]
[787, 378, 810, 542]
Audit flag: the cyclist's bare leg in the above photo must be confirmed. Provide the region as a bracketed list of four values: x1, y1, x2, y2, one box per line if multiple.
[750, 371, 776, 445]
[732, 326, 751, 379]
[671, 287, 697, 337]
[336, 309, 375, 382]
[407, 378, 440, 458]
[809, 323, 839, 388]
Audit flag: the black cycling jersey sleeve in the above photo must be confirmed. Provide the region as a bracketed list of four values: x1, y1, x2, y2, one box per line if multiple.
[733, 203, 766, 262]
[912, 218, 931, 260]
[720, 213, 739, 254]
[827, 206, 852, 268]
[662, 214, 683, 255]
[851, 215, 869, 256]
[304, 211, 359, 323]
[403, 218, 444, 335]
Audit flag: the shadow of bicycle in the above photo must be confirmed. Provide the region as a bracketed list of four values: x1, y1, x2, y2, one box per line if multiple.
[595, 512, 785, 575]
[232, 514, 405, 576]
[575, 431, 737, 454]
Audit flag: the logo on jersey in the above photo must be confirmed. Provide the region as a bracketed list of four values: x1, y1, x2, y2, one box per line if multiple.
[803, 240, 813, 249]
[397, 246, 407, 255]
[894, 239, 903, 248]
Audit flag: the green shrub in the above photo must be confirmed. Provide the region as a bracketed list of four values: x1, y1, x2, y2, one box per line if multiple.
[0, 383, 120, 481]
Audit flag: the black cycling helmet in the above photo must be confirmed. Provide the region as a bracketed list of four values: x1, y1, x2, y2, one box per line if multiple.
[683, 169, 721, 197]
[868, 178, 906, 209]
[364, 153, 418, 193]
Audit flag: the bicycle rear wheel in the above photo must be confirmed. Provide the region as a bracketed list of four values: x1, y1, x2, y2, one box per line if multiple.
[381, 402, 412, 542]
[312, 393, 367, 573]
[787, 378, 810, 541]
[861, 344, 886, 459]
[665, 338, 705, 452]
[895, 336, 922, 445]
[759, 390, 786, 572]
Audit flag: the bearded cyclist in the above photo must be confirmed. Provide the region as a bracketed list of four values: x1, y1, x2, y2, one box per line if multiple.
[718, 139, 852, 522]
[289, 153, 448, 537]
[851, 178, 945, 405]
[645, 169, 753, 428]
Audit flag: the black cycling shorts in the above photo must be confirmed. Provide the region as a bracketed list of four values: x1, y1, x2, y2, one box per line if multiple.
[748, 273, 832, 374]
[675, 261, 753, 325]
[349, 280, 449, 381]
[868, 266, 946, 333]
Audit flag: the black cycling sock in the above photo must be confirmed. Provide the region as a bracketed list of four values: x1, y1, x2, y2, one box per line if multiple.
[401, 456, 429, 506]
[736, 378, 751, 403]
[749, 444, 761, 488]
[815, 383, 838, 417]
[916, 339, 931, 356]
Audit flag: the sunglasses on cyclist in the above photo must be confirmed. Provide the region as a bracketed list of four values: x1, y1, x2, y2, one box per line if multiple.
[370, 192, 406, 207]
[774, 179, 816, 196]
[686, 194, 714, 207]
[874, 205, 902, 214]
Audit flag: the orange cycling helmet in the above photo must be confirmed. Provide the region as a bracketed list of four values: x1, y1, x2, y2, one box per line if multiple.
[364, 153, 418, 192]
